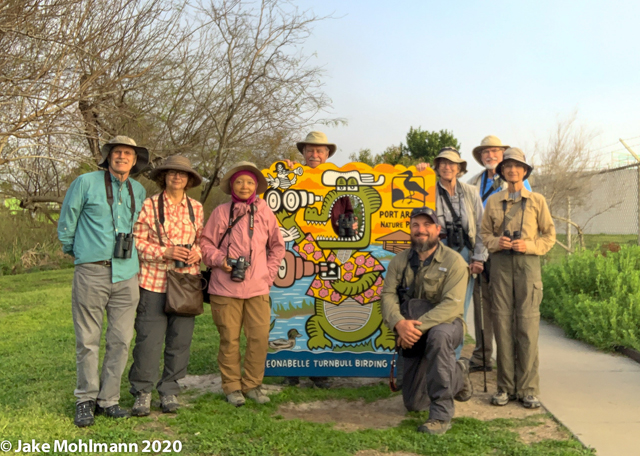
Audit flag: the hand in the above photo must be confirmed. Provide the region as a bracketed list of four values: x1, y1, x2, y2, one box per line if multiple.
[280, 226, 301, 242]
[416, 162, 430, 172]
[511, 239, 527, 253]
[395, 319, 422, 347]
[220, 257, 233, 273]
[469, 261, 484, 275]
[284, 159, 299, 169]
[498, 236, 513, 251]
[187, 249, 201, 265]
[397, 335, 414, 349]
[352, 216, 358, 231]
[163, 246, 190, 262]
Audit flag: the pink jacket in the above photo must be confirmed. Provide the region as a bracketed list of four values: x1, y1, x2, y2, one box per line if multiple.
[200, 198, 285, 299]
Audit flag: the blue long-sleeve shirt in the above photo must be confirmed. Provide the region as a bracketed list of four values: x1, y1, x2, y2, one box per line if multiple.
[58, 170, 146, 283]
[479, 172, 531, 208]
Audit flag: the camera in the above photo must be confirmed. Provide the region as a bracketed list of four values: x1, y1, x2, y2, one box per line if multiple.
[338, 213, 356, 238]
[503, 230, 523, 255]
[227, 256, 251, 282]
[114, 233, 134, 259]
[174, 244, 192, 268]
[445, 220, 465, 251]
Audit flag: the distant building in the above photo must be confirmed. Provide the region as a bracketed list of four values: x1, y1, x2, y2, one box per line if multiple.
[376, 230, 411, 254]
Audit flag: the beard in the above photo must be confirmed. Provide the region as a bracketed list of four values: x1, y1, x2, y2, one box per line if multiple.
[483, 162, 498, 170]
[411, 235, 439, 252]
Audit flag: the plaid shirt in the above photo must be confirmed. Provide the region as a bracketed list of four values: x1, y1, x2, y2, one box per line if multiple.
[134, 192, 204, 293]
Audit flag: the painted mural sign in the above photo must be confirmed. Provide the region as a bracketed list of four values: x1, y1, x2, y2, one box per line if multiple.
[262, 162, 436, 377]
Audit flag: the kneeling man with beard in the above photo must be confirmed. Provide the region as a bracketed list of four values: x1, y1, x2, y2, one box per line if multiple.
[381, 207, 473, 435]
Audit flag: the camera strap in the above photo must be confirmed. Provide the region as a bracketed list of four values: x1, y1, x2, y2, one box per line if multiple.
[481, 172, 503, 202]
[220, 202, 254, 263]
[502, 198, 527, 235]
[151, 193, 197, 248]
[438, 184, 462, 224]
[104, 170, 136, 227]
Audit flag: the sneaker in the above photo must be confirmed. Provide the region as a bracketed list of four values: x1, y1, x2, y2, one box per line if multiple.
[454, 359, 473, 402]
[491, 390, 517, 406]
[417, 419, 452, 435]
[74, 400, 96, 427]
[226, 390, 246, 407]
[245, 386, 270, 404]
[161, 394, 180, 413]
[95, 404, 130, 419]
[520, 395, 541, 409]
[311, 377, 331, 389]
[469, 359, 493, 373]
[283, 377, 300, 386]
[131, 392, 151, 417]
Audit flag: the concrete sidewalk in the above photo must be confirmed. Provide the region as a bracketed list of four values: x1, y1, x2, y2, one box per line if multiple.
[538, 321, 640, 456]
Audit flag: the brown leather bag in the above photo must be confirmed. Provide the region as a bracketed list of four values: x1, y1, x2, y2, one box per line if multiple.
[150, 195, 204, 317]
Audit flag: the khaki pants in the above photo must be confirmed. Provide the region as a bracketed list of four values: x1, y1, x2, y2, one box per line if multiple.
[210, 294, 270, 395]
[490, 254, 543, 397]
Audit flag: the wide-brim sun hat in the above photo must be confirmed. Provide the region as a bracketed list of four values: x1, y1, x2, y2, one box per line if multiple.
[496, 147, 533, 181]
[433, 147, 468, 177]
[472, 135, 509, 166]
[149, 155, 202, 187]
[99, 135, 149, 174]
[296, 131, 337, 157]
[220, 161, 268, 195]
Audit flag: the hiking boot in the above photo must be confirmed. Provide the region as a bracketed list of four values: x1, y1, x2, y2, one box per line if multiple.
[469, 359, 493, 373]
[245, 386, 270, 404]
[131, 392, 151, 417]
[161, 394, 180, 413]
[417, 419, 452, 435]
[311, 377, 331, 389]
[95, 404, 130, 419]
[454, 359, 473, 402]
[74, 400, 95, 427]
[283, 376, 300, 386]
[226, 390, 245, 407]
[520, 395, 541, 409]
[491, 390, 517, 406]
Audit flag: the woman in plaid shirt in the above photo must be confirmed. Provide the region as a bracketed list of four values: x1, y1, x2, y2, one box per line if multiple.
[128, 156, 204, 416]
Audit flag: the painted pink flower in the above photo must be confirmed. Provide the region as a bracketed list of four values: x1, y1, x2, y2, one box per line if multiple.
[313, 251, 323, 260]
[343, 262, 354, 271]
[293, 245, 300, 253]
[304, 244, 315, 254]
[356, 267, 366, 276]
[374, 276, 383, 286]
[306, 289, 314, 296]
[331, 292, 341, 302]
[319, 289, 329, 298]
[370, 296, 380, 302]
[327, 254, 336, 262]
[312, 279, 321, 288]
[354, 295, 364, 304]
[377, 286, 383, 294]
[364, 289, 374, 298]
[374, 264, 384, 271]
[355, 256, 366, 265]
[344, 272, 353, 281]
[365, 257, 375, 268]
[306, 234, 314, 241]
[324, 280, 331, 288]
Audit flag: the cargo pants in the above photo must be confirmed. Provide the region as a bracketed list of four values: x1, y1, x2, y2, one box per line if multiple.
[490, 253, 543, 397]
[210, 294, 270, 395]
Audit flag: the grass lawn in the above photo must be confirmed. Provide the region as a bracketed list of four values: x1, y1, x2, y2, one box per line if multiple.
[0, 270, 593, 455]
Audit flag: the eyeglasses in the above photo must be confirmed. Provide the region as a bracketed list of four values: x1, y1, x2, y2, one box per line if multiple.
[167, 170, 189, 178]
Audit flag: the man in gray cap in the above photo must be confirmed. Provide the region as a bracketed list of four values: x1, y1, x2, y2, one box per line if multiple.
[466, 136, 531, 373]
[480, 148, 555, 409]
[58, 136, 148, 426]
[382, 206, 472, 435]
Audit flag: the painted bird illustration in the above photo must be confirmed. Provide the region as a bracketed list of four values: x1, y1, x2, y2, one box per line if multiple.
[268, 328, 302, 351]
[399, 170, 429, 202]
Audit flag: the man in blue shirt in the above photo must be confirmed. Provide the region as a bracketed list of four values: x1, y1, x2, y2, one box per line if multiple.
[466, 136, 531, 373]
[58, 136, 147, 427]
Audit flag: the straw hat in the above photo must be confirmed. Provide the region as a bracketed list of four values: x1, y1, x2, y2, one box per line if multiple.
[496, 148, 533, 181]
[472, 135, 509, 166]
[149, 155, 202, 187]
[98, 135, 149, 174]
[220, 161, 268, 195]
[433, 147, 468, 177]
[296, 131, 337, 157]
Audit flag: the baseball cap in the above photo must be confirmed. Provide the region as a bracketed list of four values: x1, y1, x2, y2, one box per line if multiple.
[410, 207, 438, 224]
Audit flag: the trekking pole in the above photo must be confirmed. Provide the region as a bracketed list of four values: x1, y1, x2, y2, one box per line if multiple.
[478, 272, 488, 393]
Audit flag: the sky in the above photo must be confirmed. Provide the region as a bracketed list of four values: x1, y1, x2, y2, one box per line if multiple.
[293, 0, 640, 176]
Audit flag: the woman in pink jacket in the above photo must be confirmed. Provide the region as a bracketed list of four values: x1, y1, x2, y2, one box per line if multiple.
[200, 161, 285, 407]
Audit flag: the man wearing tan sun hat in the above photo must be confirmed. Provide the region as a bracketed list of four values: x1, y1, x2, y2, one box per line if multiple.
[466, 136, 532, 374]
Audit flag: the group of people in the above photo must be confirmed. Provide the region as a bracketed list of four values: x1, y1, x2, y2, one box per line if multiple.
[58, 131, 555, 437]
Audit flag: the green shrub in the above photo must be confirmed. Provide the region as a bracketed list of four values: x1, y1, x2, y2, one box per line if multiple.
[542, 245, 640, 352]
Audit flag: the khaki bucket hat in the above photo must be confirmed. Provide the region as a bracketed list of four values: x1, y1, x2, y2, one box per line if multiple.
[99, 135, 149, 174]
[433, 147, 468, 176]
[149, 155, 202, 187]
[472, 135, 510, 166]
[220, 161, 268, 195]
[496, 147, 533, 181]
[296, 131, 337, 157]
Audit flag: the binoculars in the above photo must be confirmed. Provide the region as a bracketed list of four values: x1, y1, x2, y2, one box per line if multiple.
[114, 233, 134, 259]
[503, 230, 523, 255]
[338, 213, 356, 238]
[445, 220, 465, 251]
[174, 244, 192, 268]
